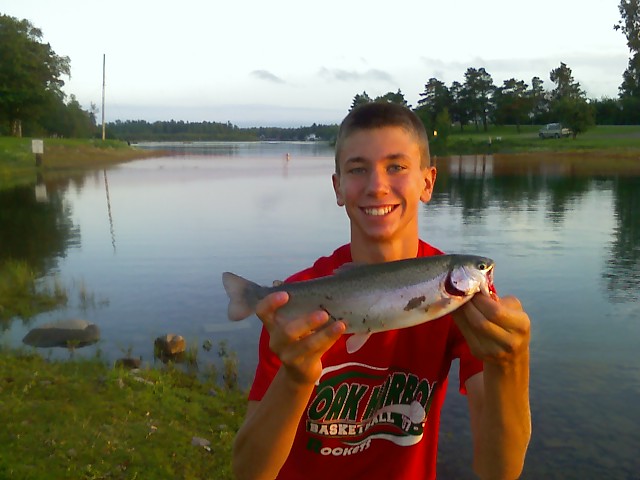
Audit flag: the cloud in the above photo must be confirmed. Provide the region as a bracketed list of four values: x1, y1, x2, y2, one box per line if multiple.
[250, 70, 286, 84]
[318, 67, 395, 84]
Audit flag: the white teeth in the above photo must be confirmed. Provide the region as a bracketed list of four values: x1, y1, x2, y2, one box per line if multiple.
[364, 206, 394, 216]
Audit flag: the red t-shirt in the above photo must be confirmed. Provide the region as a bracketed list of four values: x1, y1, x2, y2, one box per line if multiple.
[248, 241, 483, 479]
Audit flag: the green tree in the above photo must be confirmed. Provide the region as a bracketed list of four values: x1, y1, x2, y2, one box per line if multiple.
[548, 63, 593, 135]
[614, 0, 640, 98]
[432, 107, 452, 151]
[549, 62, 583, 100]
[374, 89, 410, 107]
[492, 78, 530, 132]
[349, 91, 372, 111]
[0, 15, 71, 137]
[552, 97, 595, 138]
[528, 76, 549, 123]
[592, 97, 623, 124]
[416, 78, 451, 131]
[463, 67, 495, 132]
[449, 81, 473, 132]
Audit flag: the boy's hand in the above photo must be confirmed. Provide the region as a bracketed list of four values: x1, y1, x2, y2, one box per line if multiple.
[256, 292, 346, 385]
[452, 294, 530, 365]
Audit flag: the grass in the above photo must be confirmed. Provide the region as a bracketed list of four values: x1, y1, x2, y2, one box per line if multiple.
[433, 124, 640, 156]
[0, 256, 246, 478]
[0, 260, 68, 326]
[0, 137, 164, 190]
[0, 347, 247, 479]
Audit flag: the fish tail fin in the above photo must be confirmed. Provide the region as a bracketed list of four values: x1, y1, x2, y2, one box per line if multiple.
[222, 272, 261, 321]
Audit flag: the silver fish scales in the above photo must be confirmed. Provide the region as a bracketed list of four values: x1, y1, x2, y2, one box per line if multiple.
[222, 254, 494, 353]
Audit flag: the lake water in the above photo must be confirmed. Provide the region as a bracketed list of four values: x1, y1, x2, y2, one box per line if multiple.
[1, 142, 638, 478]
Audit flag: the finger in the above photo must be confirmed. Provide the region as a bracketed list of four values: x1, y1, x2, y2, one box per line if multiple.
[458, 300, 508, 340]
[456, 299, 530, 360]
[497, 295, 523, 311]
[279, 309, 331, 342]
[454, 309, 510, 361]
[255, 291, 289, 329]
[280, 320, 346, 364]
[469, 294, 527, 331]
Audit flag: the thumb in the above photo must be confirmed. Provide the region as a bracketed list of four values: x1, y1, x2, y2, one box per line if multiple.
[497, 295, 523, 311]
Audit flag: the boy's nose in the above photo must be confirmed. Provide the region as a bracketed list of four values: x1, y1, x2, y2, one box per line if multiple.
[365, 169, 390, 196]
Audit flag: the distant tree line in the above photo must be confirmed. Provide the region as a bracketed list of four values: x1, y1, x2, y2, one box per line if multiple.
[349, 1, 640, 140]
[1, 2, 639, 140]
[356, 63, 599, 140]
[105, 120, 340, 142]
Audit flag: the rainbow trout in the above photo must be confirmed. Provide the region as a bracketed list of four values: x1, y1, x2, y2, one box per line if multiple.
[222, 254, 494, 353]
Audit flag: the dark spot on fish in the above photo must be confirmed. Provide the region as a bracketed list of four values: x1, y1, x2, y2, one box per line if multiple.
[325, 294, 333, 301]
[362, 318, 367, 324]
[367, 327, 372, 333]
[319, 305, 339, 322]
[404, 296, 426, 311]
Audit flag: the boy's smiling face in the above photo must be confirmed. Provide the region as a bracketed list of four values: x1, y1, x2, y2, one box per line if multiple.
[332, 126, 436, 248]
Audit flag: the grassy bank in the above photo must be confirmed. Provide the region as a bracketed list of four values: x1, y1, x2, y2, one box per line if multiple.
[0, 260, 246, 479]
[0, 137, 164, 189]
[0, 260, 68, 326]
[2, 126, 640, 187]
[432, 124, 640, 156]
[0, 347, 246, 479]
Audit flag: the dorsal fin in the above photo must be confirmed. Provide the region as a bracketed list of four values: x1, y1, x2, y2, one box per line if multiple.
[333, 262, 365, 276]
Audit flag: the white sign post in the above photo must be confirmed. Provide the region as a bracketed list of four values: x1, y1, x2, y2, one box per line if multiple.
[32, 139, 44, 166]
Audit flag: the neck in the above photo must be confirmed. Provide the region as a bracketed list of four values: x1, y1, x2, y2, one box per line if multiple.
[350, 235, 420, 264]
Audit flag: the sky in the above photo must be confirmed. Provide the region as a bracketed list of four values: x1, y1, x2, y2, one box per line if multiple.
[1, 0, 630, 127]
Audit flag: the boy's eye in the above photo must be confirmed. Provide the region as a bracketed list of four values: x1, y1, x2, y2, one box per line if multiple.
[388, 164, 406, 173]
[347, 167, 366, 174]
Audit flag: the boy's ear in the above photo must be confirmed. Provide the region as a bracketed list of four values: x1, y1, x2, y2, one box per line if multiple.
[420, 167, 437, 203]
[332, 173, 345, 206]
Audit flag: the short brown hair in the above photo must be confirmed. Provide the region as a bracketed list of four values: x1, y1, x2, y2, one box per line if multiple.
[334, 102, 431, 174]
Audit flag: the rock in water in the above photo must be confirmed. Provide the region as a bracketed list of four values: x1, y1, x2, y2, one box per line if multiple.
[154, 334, 186, 356]
[22, 319, 100, 348]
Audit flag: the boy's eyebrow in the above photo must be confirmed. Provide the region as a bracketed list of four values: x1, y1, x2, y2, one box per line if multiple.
[343, 156, 367, 165]
[343, 153, 410, 164]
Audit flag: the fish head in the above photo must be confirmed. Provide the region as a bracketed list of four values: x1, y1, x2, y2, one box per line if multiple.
[445, 256, 495, 298]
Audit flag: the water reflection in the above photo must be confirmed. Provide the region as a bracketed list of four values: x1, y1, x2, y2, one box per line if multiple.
[1, 148, 639, 478]
[135, 140, 333, 158]
[0, 178, 81, 272]
[430, 158, 639, 333]
[435, 155, 600, 225]
[103, 170, 117, 253]
[603, 177, 640, 303]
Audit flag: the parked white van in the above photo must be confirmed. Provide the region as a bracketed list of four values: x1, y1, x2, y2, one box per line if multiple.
[539, 123, 572, 139]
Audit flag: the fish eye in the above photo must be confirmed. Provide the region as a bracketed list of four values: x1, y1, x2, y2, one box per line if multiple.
[477, 262, 487, 270]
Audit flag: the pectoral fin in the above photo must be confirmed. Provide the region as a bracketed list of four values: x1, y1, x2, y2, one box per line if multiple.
[346, 332, 371, 353]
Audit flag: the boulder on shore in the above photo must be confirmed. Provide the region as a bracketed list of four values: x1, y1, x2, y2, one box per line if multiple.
[154, 334, 186, 357]
[22, 319, 100, 348]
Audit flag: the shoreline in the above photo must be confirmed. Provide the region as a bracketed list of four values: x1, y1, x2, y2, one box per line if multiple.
[2, 136, 640, 191]
[0, 138, 168, 189]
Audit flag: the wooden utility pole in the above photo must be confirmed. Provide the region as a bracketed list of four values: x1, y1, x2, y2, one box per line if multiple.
[101, 54, 106, 141]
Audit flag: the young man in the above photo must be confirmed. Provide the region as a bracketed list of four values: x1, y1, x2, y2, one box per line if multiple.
[232, 103, 531, 479]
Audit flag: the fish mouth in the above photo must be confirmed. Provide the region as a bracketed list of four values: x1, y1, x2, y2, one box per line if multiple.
[444, 272, 467, 297]
[361, 205, 398, 216]
[482, 264, 495, 297]
[445, 263, 495, 297]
